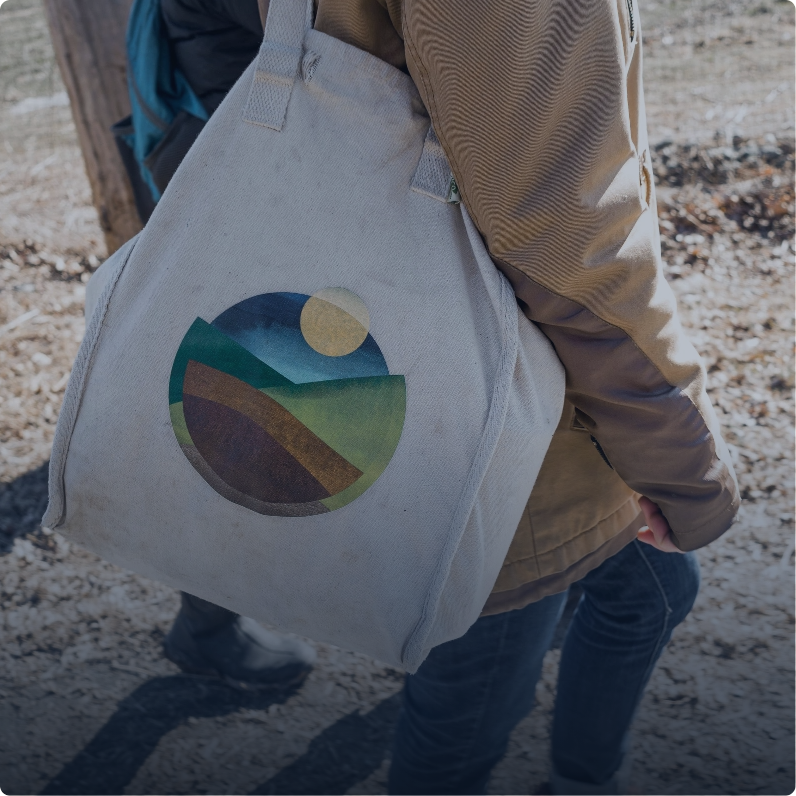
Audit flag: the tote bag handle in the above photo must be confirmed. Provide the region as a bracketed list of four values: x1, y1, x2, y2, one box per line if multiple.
[244, 0, 314, 130]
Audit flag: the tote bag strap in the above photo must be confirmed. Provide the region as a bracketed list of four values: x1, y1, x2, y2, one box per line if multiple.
[244, 0, 314, 129]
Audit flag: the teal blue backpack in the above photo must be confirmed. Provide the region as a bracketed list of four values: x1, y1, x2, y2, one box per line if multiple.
[113, 0, 208, 220]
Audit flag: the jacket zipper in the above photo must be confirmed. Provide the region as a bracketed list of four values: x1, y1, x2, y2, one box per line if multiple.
[626, 0, 635, 41]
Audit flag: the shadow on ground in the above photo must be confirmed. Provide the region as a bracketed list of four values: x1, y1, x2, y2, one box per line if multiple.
[39, 676, 302, 795]
[2, 460, 581, 795]
[37, 676, 402, 796]
[252, 694, 402, 795]
[0, 461, 49, 554]
[36, 600, 579, 796]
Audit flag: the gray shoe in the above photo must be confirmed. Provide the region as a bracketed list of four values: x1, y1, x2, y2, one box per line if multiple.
[164, 592, 316, 689]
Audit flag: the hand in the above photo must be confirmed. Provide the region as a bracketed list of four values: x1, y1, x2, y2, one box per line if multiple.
[637, 496, 683, 553]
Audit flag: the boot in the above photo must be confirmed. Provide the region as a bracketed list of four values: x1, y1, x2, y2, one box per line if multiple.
[163, 592, 316, 689]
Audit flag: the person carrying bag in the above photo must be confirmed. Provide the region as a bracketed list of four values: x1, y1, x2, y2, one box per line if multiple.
[48, 0, 740, 791]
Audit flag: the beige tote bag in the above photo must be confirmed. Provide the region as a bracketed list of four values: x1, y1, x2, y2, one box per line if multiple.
[45, 0, 565, 671]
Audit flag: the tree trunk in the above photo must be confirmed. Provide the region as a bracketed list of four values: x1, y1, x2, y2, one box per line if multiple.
[43, 0, 142, 254]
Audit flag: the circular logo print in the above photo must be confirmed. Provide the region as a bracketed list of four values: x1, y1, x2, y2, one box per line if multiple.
[168, 290, 406, 516]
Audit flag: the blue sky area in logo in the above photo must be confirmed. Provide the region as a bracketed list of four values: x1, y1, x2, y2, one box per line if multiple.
[211, 292, 389, 384]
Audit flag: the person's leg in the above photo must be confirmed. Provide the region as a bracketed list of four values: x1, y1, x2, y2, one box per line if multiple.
[164, 592, 316, 688]
[389, 591, 569, 795]
[550, 540, 700, 794]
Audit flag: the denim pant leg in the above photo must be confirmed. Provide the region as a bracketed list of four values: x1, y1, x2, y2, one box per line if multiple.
[389, 591, 568, 795]
[551, 540, 701, 792]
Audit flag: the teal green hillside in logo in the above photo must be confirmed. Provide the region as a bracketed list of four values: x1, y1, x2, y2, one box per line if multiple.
[168, 289, 406, 517]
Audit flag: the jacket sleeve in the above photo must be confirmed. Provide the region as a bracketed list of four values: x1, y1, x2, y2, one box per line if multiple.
[401, 0, 739, 549]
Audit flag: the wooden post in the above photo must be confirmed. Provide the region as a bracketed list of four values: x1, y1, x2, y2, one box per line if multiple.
[43, 0, 142, 254]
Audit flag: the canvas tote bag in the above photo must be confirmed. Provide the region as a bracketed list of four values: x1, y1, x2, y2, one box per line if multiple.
[44, 0, 565, 671]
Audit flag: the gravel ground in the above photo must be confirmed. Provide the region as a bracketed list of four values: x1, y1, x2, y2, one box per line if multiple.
[0, 0, 794, 794]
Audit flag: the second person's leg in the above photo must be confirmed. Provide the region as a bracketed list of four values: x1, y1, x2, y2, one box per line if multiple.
[164, 592, 316, 688]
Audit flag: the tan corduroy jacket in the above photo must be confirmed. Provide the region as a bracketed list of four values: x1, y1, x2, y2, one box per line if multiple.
[258, 0, 740, 612]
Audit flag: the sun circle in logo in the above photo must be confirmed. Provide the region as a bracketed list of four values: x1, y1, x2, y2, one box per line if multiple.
[168, 290, 406, 517]
[300, 287, 370, 356]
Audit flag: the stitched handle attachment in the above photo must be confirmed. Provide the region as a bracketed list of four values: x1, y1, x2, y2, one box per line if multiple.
[243, 0, 314, 130]
[411, 124, 457, 204]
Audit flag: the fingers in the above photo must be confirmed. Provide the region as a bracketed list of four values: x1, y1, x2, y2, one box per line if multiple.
[638, 495, 663, 526]
[637, 527, 683, 553]
[639, 496, 670, 541]
[637, 496, 684, 554]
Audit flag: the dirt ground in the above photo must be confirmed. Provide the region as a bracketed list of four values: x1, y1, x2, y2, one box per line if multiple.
[0, 0, 794, 794]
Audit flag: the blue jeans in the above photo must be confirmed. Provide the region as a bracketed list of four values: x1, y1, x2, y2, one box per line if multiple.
[388, 540, 700, 795]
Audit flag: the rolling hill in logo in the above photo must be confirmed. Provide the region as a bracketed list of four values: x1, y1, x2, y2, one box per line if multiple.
[168, 290, 406, 516]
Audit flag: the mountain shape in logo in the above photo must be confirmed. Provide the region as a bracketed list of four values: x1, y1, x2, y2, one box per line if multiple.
[169, 290, 406, 516]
